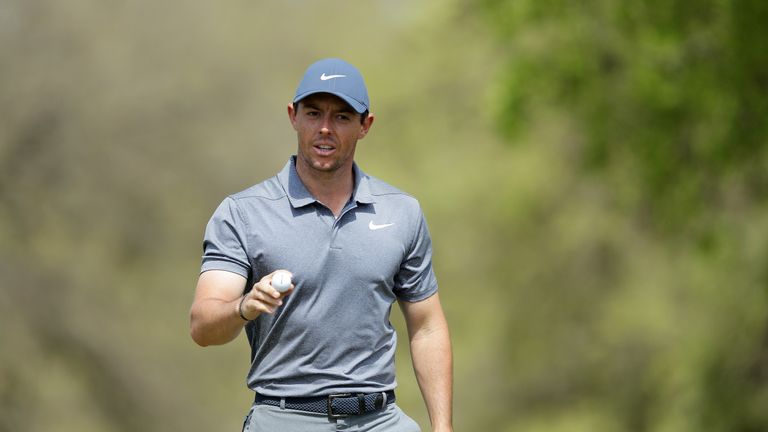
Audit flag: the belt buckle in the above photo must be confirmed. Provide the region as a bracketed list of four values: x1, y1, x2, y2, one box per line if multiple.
[327, 393, 352, 419]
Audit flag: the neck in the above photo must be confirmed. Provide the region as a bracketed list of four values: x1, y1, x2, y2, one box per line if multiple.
[295, 161, 355, 217]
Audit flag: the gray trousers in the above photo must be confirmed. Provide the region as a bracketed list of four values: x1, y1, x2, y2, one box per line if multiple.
[242, 403, 422, 432]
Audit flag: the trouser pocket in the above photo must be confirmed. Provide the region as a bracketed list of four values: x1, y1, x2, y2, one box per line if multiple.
[241, 405, 255, 432]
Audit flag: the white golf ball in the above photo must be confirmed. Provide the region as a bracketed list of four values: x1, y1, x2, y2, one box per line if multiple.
[271, 271, 292, 293]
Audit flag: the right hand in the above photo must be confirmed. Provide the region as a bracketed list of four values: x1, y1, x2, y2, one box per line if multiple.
[239, 270, 294, 320]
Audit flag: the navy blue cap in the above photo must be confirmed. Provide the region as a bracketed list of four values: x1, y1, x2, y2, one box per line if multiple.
[292, 58, 369, 113]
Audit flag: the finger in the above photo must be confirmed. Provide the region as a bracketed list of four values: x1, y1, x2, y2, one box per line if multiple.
[252, 279, 281, 299]
[249, 300, 275, 315]
[250, 288, 283, 306]
[258, 275, 284, 299]
[240, 298, 273, 318]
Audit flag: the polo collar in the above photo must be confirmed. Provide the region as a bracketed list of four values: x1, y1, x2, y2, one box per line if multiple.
[278, 156, 375, 209]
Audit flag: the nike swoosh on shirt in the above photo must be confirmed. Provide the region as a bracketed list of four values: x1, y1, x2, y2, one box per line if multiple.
[320, 73, 347, 81]
[369, 221, 395, 231]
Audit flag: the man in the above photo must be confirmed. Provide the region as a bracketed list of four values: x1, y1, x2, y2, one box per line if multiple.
[190, 58, 453, 432]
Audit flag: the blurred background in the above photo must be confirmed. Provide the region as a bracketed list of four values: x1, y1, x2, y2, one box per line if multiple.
[1, 0, 767, 431]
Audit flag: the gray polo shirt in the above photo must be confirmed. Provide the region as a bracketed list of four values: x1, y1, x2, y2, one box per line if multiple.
[201, 157, 438, 397]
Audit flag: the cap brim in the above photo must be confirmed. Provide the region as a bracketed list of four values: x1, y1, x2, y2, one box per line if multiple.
[293, 90, 368, 114]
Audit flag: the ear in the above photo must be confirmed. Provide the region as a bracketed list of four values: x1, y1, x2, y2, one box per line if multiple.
[287, 103, 298, 131]
[358, 113, 375, 140]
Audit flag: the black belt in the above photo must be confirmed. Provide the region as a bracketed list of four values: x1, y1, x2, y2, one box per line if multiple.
[254, 390, 395, 419]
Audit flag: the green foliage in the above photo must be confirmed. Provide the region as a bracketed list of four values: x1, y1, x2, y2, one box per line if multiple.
[471, 0, 768, 431]
[477, 0, 768, 229]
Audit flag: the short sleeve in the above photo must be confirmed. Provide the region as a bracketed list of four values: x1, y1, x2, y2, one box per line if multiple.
[200, 197, 251, 279]
[393, 210, 438, 302]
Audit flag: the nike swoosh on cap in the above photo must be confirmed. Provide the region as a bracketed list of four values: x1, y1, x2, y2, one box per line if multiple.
[369, 221, 395, 231]
[320, 73, 347, 81]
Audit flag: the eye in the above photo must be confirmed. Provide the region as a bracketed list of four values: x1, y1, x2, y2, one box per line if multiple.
[336, 114, 351, 122]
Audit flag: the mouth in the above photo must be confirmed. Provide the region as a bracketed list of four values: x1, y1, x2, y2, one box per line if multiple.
[313, 143, 336, 156]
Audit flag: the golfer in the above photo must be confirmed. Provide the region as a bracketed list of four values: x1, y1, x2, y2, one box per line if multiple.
[190, 58, 453, 432]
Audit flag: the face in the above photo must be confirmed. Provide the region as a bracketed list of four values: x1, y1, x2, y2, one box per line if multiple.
[288, 93, 374, 177]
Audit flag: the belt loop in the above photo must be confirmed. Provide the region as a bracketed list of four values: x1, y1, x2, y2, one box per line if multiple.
[357, 393, 366, 413]
[280, 398, 286, 410]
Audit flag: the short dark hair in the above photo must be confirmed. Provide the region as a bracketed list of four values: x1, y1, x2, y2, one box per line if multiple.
[293, 101, 369, 124]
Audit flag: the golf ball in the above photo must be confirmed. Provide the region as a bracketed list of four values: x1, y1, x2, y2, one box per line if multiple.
[271, 271, 292, 293]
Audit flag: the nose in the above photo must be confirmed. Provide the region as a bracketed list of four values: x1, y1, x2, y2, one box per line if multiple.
[319, 114, 332, 135]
